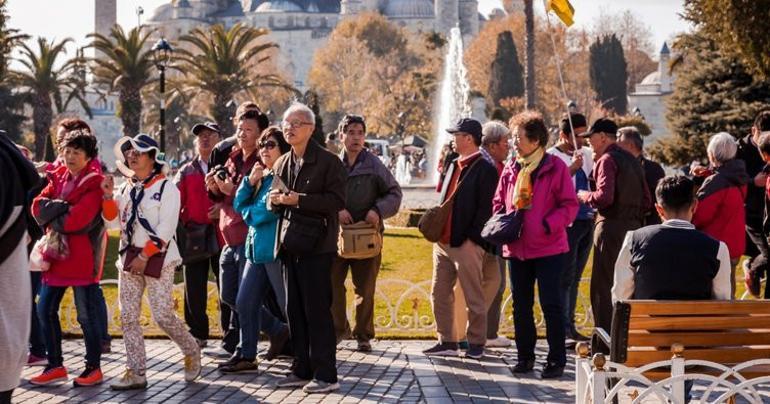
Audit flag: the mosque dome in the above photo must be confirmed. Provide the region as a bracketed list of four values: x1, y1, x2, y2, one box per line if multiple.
[148, 4, 174, 22]
[640, 71, 661, 86]
[255, 0, 304, 12]
[383, 0, 434, 18]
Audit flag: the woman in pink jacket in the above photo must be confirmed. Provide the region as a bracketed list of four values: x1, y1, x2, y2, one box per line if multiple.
[492, 112, 578, 379]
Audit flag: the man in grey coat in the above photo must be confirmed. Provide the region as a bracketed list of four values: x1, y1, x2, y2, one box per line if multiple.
[331, 115, 402, 352]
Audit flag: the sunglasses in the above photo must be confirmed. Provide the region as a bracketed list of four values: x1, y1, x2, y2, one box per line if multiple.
[259, 140, 278, 150]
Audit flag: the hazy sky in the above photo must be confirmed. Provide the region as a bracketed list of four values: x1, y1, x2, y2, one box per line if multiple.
[7, 0, 689, 58]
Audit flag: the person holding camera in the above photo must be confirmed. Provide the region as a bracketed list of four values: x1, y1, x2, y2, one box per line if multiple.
[331, 115, 402, 352]
[270, 103, 347, 394]
[205, 110, 289, 366]
[175, 122, 224, 348]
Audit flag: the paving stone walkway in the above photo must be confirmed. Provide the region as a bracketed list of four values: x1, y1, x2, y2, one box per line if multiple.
[13, 340, 577, 403]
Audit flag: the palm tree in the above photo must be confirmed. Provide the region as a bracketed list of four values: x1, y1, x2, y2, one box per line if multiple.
[175, 23, 296, 135]
[89, 25, 156, 137]
[523, 0, 536, 109]
[0, 0, 28, 142]
[13, 37, 91, 158]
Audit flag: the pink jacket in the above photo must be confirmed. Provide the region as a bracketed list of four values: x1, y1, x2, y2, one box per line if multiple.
[492, 154, 579, 260]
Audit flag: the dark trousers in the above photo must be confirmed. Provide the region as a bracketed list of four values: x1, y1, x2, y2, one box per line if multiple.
[590, 219, 642, 332]
[93, 285, 110, 344]
[220, 245, 247, 352]
[330, 254, 381, 341]
[509, 254, 566, 366]
[746, 216, 770, 298]
[29, 272, 45, 357]
[0, 389, 11, 404]
[486, 256, 507, 339]
[183, 253, 226, 340]
[37, 284, 102, 368]
[284, 252, 337, 383]
[561, 219, 594, 334]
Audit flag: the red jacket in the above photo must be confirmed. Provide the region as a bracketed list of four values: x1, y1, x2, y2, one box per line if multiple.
[692, 159, 749, 260]
[31, 159, 106, 287]
[175, 157, 224, 246]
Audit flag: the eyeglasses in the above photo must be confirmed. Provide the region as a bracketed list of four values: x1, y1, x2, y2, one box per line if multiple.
[259, 140, 277, 150]
[281, 120, 312, 129]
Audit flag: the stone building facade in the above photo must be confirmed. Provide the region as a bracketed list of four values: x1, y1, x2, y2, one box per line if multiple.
[628, 42, 675, 150]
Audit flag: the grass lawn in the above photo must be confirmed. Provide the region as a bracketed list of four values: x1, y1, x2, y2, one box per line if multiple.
[58, 228, 757, 339]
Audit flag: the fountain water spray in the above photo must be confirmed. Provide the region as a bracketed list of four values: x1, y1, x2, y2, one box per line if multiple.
[431, 26, 472, 184]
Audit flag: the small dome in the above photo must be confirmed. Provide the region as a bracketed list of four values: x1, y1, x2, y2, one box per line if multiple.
[640, 71, 660, 86]
[384, 0, 433, 18]
[148, 4, 174, 22]
[255, 0, 303, 12]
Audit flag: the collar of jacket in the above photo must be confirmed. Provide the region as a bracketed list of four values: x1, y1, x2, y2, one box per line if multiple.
[343, 149, 377, 176]
[292, 139, 322, 166]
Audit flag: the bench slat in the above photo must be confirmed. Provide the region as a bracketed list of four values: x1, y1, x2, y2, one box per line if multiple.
[628, 316, 770, 331]
[640, 365, 770, 381]
[627, 329, 770, 347]
[627, 300, 770, 316]
[624, 347, 770, 367]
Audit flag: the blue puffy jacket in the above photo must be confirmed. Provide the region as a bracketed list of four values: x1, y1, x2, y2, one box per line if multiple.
[233, 175, 279, 264]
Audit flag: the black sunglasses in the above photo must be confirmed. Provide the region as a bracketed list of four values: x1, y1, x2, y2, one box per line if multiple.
[259, 140, 277, 150]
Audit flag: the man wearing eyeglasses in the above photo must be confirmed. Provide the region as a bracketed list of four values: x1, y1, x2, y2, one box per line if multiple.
[330, 115, 402, 353]
[269, 103, 347, 394]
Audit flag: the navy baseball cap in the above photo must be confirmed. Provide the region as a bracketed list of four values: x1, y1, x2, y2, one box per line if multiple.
[579, 118, 618, 138]
[192, 121, 222, 136]
[446, 118, 483, 143]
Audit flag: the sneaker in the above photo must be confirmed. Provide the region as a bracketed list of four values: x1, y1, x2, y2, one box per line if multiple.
[73, 365, 103, 387]
[219, 359, 259, 374]
[203, 346, 232, 359]
[422, 342, 460, 357]
[512, 359, 535, 374]
[184, 350, 202, 382]
[541, 362, 565, 379]
[101, 341, 111, 354]
[264, 326, 290, 361]
[276, 373, 311, 388]
[217, 354, 242, 369]
[30, 366, 68, 385]
[464, 344, 484, 359]
[458, 340, 469, 350]
[302, 379, 340, 394]
[357, 339, 372, 353]
[110, 369, 147, 390]
[485, 336, 512, 348]
[27, 354, 48, 367]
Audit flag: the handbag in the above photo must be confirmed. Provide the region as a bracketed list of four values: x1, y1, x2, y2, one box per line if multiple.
[180, 222, 219, 265]
[338, 221, 382, 259]
[418, 158, 480, 243]
[122, 246, 166, 279]
[280, 209, 327, 256]
[481, 208, 525, 246]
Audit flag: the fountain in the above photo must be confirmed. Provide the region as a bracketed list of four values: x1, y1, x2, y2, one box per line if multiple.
[430, 26, 472, 185]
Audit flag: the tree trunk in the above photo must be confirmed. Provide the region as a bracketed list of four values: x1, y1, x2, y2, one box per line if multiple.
[119, 86, 142, 137]
[524, 0, 536, 109]
[212, 91, 235, 137]
[32, 93, 53, 160]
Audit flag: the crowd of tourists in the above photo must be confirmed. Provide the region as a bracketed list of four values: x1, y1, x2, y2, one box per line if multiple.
[1, 101, 769, 401]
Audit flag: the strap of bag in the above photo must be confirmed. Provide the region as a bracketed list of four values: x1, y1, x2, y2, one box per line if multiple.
[443, 157, 482, 205]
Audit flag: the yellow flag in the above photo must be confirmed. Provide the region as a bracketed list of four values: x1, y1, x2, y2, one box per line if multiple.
[546, 0, 575, 27]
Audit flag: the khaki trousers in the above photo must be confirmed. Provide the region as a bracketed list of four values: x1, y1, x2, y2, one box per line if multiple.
[431, 240, 489, 346]
[452, 252, 502, 342]
[330, 254, 381, 341]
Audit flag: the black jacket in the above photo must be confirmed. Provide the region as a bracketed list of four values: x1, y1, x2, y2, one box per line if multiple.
[736, 134, 766, 221]
[439, 153, 499, 251]
[272, 140, 348, 254]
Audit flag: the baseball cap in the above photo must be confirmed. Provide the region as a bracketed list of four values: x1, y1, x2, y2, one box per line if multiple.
[446, 118, 483, 143]
[191, 121, 222, 136]
[579, 118, 618, 138]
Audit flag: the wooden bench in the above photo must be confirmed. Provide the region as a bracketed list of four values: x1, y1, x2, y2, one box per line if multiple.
[591, 299, 770, 379]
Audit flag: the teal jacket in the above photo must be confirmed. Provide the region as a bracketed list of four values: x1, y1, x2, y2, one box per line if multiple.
[233, 175, 279, 264]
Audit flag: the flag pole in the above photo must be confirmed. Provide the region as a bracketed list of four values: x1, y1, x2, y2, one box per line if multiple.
[543, 3, 578, 151]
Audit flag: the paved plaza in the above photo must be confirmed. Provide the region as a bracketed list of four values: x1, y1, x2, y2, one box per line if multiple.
[13, 340, 577, 403]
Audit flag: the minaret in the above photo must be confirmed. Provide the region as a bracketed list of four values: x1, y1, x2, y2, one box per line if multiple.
[458, 0, 479, 37]
[95, 0, 116, 36]
[435, 0, 459, 35]
[658, 42, 672, 93]
[340, 0, 363, 16]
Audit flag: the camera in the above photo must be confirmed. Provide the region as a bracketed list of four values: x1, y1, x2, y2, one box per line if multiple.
[214, 165, 228, 181]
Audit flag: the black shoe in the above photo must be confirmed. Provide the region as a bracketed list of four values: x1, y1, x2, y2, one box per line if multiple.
[422, 342, 460, 356]
[541, 362, 565, 379]
[571, 329, 590, 341]
[464, 344, 484, 359]
[216, 354, 241, 369]
[512, 360, 535, 374]
[219, 359, 259, 374]
[357, 339, 372, 353]
[264, 326, 290, 361]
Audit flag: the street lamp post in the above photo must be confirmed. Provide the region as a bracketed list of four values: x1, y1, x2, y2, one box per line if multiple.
[151, 38, 173, 152]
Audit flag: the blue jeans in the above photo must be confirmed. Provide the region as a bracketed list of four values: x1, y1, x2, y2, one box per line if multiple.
[561, 219, 594, 333]
[509, 253, 566, 366]
[94, 285, 111, 344]
[236, 260, 286, 360]
[29, 272, 46, 357]
[220, 244, 247, 352]
[37, 284, 102, 367]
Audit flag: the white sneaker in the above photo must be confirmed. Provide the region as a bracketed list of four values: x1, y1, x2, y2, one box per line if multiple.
[303, 379, 340, 394]
[486, 335, 512, 348]
[184, 349, 202, 382]
[110, 369, 147, 390]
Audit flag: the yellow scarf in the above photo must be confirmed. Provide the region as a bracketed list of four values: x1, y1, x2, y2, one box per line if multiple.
[512, 147, 545, 210]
